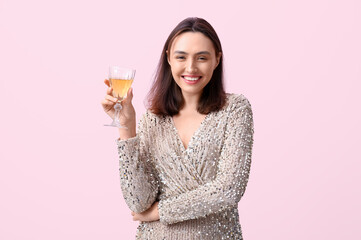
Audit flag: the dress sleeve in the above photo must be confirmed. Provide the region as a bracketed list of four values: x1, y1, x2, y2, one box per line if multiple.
[158, 97, 254, 225]
[116, 112, 159, 213]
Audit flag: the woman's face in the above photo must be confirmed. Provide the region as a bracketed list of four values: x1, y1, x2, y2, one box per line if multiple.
[167, 31, 221, 98]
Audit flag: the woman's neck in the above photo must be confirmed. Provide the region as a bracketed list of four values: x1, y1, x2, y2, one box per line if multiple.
[180, 92, 201, 113]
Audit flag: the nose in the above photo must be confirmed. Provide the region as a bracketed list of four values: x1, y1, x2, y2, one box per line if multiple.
[186, 59, 197, 73]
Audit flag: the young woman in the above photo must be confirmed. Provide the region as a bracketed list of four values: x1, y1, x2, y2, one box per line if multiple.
[102, 17, 254, 240]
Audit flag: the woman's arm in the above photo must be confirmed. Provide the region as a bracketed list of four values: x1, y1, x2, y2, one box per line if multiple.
[158, 97, 254, 225]
[117, 112, 159, 213]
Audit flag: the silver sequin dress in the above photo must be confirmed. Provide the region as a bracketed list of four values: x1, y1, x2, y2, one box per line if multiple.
[116, 93, 254, 239]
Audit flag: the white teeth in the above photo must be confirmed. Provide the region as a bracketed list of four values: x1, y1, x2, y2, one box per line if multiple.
[183, 76, 200, 81]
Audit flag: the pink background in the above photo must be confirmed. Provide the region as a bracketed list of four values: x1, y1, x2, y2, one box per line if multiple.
[1, 0, 360, 239]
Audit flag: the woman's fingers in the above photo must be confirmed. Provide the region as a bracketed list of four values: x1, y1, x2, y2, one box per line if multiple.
[107, 87, 113, 95]
[123, 87, 133, 105]
[104, 79, 110, 87]
[132, 212, 139, 221]
[105, 95, 118, 103]
[101, 99, 114, 110]
[104, 80, 113, 96]
[128, 87, 133, 101]
[101, 96, 117, 108]
[101, 95, 118, 113]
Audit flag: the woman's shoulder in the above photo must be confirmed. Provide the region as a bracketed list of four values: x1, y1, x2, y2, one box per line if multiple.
[225, 93, 252, 111]
[137, 110, 165, 132]
[141, 109, 167, 125]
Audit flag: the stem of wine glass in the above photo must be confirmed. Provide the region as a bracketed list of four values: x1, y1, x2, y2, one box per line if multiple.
[113, 102, 127, 129]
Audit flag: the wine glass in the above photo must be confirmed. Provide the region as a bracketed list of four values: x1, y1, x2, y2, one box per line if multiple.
[104, 66, 136, 128]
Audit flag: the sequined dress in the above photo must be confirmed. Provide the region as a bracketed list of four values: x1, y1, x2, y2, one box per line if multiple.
[116, 93, 254, 239]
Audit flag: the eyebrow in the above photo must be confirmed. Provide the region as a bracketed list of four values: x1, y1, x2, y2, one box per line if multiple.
[173, 50, 211, 55]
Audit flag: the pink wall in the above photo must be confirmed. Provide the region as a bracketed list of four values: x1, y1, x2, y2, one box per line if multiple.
[1, 0, 360, 239]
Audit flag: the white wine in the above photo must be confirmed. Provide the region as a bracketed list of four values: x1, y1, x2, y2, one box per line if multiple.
[104, 67, 136, 128]
[110, 78, 133, 100]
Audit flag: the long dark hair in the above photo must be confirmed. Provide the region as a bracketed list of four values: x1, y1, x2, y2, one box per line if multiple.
[147, 17, 226, 116]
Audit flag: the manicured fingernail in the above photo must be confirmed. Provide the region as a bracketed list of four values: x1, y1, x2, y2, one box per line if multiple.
[113, 98, 118, 101]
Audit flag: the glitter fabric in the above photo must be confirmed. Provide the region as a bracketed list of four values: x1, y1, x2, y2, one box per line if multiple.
[116, 93, 254, 240]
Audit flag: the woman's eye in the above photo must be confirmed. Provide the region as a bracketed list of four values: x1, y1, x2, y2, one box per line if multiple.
[198, 57, 207, 60]
[176, 56, 185, 60]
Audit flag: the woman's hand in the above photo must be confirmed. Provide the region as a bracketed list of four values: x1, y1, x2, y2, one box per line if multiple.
[101, 79, 136, 138]
[131, 201, 160, 222]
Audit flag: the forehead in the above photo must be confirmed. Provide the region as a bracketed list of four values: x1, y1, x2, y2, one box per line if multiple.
[170, 32, 215, 53]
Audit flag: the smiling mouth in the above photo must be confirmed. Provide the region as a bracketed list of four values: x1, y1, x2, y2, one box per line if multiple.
[182, 76, 202, 81]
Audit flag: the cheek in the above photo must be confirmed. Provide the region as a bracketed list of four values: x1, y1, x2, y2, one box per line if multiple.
[202, 64, 216, 77]
[170, 63, 184, 75]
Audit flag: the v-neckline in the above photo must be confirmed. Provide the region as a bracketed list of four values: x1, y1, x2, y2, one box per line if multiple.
[170, 113, 211, 152]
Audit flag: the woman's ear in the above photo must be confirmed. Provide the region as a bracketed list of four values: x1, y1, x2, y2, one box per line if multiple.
[166, 50, 170, 65]
[215, 51, 222, 69]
